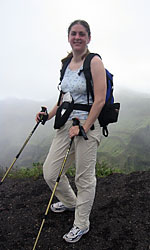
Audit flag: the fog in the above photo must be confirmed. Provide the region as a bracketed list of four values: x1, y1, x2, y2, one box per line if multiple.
[0, 0, 150, 101]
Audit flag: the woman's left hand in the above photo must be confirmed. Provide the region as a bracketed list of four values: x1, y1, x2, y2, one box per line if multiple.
[69, 126, 79, 138]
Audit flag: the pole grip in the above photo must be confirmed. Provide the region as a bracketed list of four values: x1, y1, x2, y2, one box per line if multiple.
[41, 106, 47, 112]
[72, 118, 88, 140]
[72, 117, 80, 126]
[40, 106, 48, 125]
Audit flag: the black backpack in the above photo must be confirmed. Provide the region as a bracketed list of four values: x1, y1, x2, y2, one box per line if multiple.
[56, 53, 120, 137]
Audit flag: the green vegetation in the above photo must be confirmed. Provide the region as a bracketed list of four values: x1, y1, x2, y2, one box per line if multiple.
[66, 164, 76, 177]
[95, 161, 121, 177]
[98, 123, 150, 173]
[6, 161, 121, 180]
[8, 163, 43, 180]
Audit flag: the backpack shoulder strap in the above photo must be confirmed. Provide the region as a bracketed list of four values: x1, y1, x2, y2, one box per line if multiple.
[60, 56, 72, 81]
[83, 53, 102, 103]
[83, 53, 102, 77]
[84, 53, 102, 68]
[57, 56, 72, 106]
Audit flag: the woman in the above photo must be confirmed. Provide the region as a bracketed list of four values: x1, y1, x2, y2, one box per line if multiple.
[36, 19, 106, 243]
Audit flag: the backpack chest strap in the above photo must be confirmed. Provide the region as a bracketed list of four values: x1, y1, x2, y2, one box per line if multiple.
[73, 103, 92, 112]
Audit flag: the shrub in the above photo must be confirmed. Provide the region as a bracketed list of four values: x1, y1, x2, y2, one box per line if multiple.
[8, 162, 43, 180]
[96, 161, 121, 177]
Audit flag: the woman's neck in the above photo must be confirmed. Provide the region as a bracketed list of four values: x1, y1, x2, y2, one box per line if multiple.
[72, 48, 88, 63]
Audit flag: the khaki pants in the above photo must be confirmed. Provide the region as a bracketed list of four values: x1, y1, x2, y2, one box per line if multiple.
[43, 119, 101, 230]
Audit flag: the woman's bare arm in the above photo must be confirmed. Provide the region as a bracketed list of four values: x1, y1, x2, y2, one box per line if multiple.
[83, 55, 106, 133]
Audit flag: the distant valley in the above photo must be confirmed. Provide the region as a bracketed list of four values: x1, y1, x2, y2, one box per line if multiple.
[0, 89, 150, 173]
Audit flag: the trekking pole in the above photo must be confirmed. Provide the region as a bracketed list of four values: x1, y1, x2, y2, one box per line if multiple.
[0, 106, 48, 185]
[32, 117, 85, 250]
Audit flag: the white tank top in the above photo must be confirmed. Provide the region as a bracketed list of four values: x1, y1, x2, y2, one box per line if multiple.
[61, 65, 93, 120]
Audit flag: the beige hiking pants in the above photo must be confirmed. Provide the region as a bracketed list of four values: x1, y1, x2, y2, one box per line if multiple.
[43, 119, 101, 230]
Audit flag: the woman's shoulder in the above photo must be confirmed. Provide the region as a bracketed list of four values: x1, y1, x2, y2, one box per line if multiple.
[90, 53, 104, 70]
[90, 53, 102, 62]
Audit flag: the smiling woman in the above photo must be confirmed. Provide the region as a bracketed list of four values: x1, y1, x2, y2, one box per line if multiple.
[68, 20, 91, 56]
[35, 19, 106, 245]
[64, 20, 91, 66]
[67, 24, 91, 70]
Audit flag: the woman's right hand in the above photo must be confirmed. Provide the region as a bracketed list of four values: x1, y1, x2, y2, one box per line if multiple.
[35, 112, 48, 123]
[35, 104, 58, 124]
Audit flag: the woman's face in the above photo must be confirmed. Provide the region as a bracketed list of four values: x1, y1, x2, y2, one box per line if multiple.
[68, 24, 91, 53]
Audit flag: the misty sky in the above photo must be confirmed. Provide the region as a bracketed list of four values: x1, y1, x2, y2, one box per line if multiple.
[0, 0, 150, 101]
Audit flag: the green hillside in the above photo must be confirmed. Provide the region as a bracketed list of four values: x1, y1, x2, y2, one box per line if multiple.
[0, 90, 150, 173]
[98, 89, 150, 172]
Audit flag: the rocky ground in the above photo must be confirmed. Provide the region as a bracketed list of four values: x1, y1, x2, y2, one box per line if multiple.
[0, 171, 150, 250]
